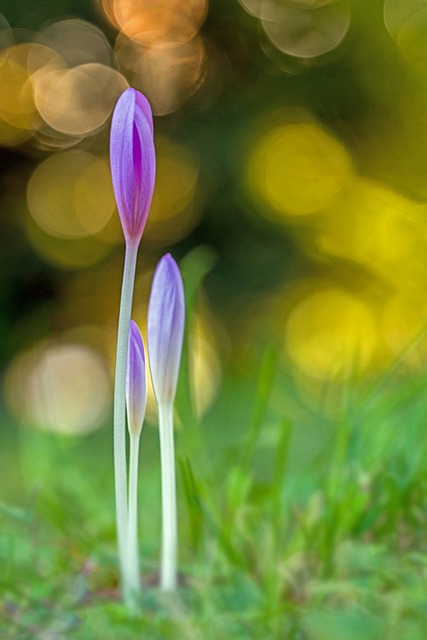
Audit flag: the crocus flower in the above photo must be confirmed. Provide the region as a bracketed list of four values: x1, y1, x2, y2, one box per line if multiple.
[125, 319, 146, 602]
[126, 320, 147, 437]
[110, 87, 156, 246]
[147, 254, 185, 407]
[110, 87, 155, 608]
[147, 253, 185, 591]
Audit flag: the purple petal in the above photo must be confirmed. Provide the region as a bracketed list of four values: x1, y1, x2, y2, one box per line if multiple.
[110, 88, 156, 245]
[147, 254, 185, 406]
[135, 90, 153, 135]
[126, 320, 147, 436]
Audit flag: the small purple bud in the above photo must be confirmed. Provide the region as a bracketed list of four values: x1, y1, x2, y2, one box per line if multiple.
[148, 254, 185, 407]
[110, 88, 156, 245]
[126, 320, 147, 436]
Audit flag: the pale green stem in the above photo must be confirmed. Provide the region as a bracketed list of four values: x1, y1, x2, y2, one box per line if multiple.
[126, 431, 141, 606]
[113, 241, 138, 605]
[158, 402, 177, 591]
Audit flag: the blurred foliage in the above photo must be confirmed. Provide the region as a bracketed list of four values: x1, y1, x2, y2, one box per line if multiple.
[1, 363, 427, 637]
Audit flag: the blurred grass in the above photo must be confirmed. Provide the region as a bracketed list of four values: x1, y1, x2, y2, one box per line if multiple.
[1, 354, 427, 639]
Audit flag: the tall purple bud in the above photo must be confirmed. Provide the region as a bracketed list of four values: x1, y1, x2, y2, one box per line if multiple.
[147, 253, 185, 591]
[111, 87, 155, 607]
[126, 320, 147, 437]
[110, 87, 156, 246]
[125, 320, 146, 601]
[148, 254, 185, 407]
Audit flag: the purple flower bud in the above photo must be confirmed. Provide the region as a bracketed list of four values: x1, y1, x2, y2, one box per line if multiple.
[126, 320, 147, 436]
[148, 254, 185, 407]
[110, 88, 156, 245]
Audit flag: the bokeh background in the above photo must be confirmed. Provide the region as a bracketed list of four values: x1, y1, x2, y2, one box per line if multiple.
[1, 0, 427, 449]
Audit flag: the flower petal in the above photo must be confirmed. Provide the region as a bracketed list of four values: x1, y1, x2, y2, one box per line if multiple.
[135, 90, 154, 135]
[110, 88, 156, 245]
[126, 319, 147, 436]
[148, 254, 185, 406]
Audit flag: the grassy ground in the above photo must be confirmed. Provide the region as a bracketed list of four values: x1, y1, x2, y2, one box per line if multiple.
[1, 352, 427, 639]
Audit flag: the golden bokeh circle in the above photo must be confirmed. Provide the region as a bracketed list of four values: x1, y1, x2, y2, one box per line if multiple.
[286, 288, 377, 380]
[4, 342, 111, 435]
[248, 120, 353, 220]
[34, 63, 128, 136]
[27, 150, 115, 239]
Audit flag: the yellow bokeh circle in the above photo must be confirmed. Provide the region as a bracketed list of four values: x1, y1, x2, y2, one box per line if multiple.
[248, 120, 353, 219]
[381, 294, 427, 369]
[286, 288, 377, 380]
[316, 177, 427, 294]
[27, 150, 115, 239]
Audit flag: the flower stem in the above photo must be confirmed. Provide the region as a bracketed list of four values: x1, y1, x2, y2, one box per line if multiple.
[126, 432, 141, 605]
[113, 241, 138, 604]
[158, 402, 177, 591]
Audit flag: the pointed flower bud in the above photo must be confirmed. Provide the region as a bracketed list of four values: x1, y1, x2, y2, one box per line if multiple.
[126, 320, 147, 436]
[148, 254, 185, 407]
[110, 88, 156, 245]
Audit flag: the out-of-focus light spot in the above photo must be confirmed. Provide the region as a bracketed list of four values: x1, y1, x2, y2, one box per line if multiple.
[26, 43, 116, 151]
[236, 0, 263, 18]
[33, 62, 128, 136]
[26, 42, 65, 75]
[118, 38, 206, 115]
[261, 1, 350, 59]
[383, 0, 424, 40]
[27, 150, 115, 238]
[381, 295, 427, 369]
[383, 1, 427, 74]
[32, 123, 83, 152]
[96, 0, 117, 29]
[286, 288, 377, 380]
[316, 178, 427, 294]
[100, 0, 207, 46]
[292, 0, 336, 6]
[4, 342, 111, 435]
[239, 0, 336, 19]
[248, 118, 353, 220]
[238, 0, 349, 59]
[189, 313, 222, 417]
[25, 214, 113, 270]
[0, 46, 37, 131]
[144, 136, 201, 245]
[396, 9, 427, 75]
[0, 118, 32, 146]
[36, 19, 114, 67]
[0, 14, 13, 49]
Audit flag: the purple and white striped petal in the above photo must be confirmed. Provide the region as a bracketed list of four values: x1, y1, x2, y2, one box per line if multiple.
[126, 320, 147, 436]
[110, 88, 156, 245]
[148, 254, 185, 407]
